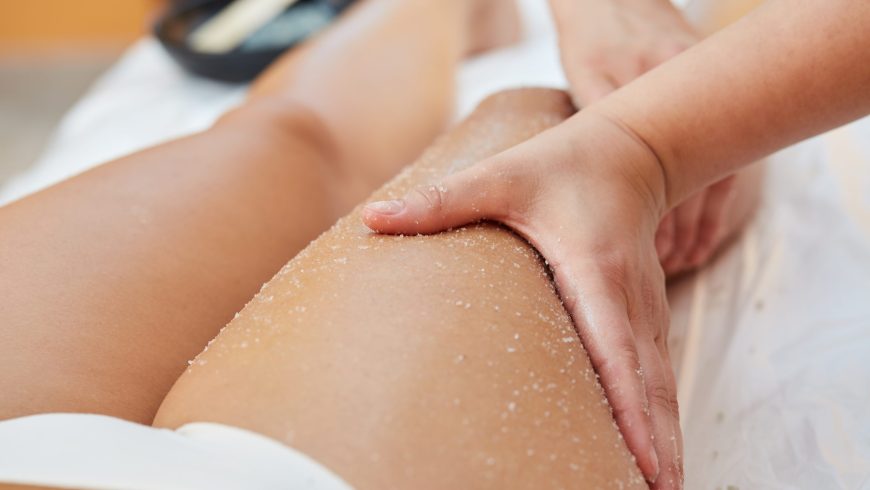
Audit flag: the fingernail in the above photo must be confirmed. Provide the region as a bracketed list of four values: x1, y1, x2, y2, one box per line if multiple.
[365, 199, 404, 215]
[648, 446, 660, 481]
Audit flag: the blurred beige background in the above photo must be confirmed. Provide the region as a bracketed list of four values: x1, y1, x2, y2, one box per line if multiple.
[0, 0, 163, 186]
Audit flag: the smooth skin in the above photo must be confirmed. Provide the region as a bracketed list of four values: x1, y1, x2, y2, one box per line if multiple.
[0, 0, 518, 424]
[363, 0, 870, 487]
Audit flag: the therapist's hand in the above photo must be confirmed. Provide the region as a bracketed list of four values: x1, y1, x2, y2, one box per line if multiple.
[656, 175, 737, 276]
[549, 0, 698, 106]
[362, 110, 683, 488]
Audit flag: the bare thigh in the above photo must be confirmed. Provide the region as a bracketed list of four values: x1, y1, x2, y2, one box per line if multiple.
[154, 89, 646, 490]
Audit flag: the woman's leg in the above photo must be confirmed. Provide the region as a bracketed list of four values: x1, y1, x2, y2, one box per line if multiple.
[154, 89, 648, 489]
[0, 0, 517, 423]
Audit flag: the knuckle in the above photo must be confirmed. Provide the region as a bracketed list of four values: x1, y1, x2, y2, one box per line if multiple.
[639, 279, 666, 333]
[411, 184, 446, 214]
[589, 251, 630, 285]
[649, 384, 680, 418]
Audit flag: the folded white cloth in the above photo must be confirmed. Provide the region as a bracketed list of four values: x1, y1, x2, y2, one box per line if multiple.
[0, 413, 353, 490]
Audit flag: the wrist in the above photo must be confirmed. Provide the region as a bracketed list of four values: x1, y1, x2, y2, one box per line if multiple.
[569, 107, 670, 224]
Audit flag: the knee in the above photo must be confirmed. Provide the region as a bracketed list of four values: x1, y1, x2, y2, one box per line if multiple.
[215, 96, 340, 161]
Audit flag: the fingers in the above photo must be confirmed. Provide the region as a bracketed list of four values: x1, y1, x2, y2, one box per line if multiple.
[637, 338, 682, 489]
[661, 191, 705, 275]
[687, 176, 736, 267]
[556, 270, 660, 482]
[362, 156, 525, 235]
[655, 213, 675, 260]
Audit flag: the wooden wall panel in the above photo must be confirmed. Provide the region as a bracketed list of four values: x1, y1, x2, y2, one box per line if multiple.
[0, 0, 164, 47]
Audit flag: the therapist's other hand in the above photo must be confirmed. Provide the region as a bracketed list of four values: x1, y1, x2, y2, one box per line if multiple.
[549, 0, 698, 106]
[362, 111, 683, 489]
[656, 175, 737, 276]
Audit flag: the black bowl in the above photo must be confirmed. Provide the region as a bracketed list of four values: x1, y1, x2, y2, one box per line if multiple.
[154, 0, 355, 83]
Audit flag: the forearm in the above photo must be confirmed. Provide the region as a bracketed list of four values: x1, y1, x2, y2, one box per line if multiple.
[590, 0, 870, 207]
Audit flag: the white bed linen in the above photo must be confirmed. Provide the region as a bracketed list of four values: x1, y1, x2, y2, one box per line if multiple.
[1, 0, 868, 488]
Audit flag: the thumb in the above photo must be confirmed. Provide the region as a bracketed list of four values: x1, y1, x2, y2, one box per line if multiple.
[362, 158, 520, 235]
